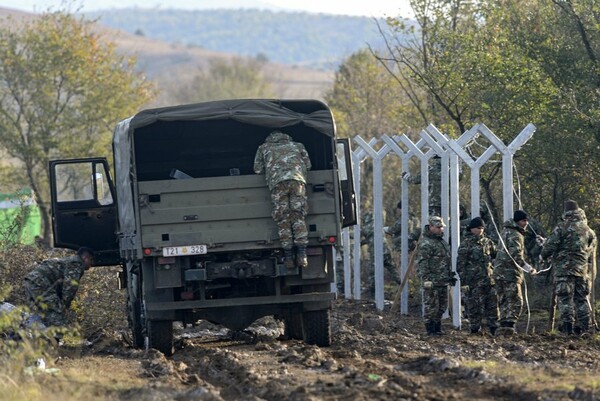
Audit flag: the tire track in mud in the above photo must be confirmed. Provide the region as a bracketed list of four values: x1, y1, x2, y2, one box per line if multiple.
[122, 300, 600, 401]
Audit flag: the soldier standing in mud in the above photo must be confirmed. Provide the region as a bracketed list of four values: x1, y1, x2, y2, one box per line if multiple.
[361, 211, 400, 297]
[415, 216, 457, 335]
[493, 210, 536, 335]
[457, 217, 499, 335]
[254, 130, 311, 269]
[24, 247, 95, 327]
[540, 200, 597, 335]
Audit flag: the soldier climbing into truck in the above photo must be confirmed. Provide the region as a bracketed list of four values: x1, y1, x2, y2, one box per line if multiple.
[254, 131, 312, 269]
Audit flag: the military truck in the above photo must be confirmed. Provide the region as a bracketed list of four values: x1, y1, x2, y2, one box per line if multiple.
[49, 99, 356, 355]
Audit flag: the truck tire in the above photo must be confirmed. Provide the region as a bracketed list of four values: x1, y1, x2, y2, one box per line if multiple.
[284, 313, 303, 340]
[148, 320, 174, 356]
[127, 295, 144, 348]
[302, 309, 331, 347]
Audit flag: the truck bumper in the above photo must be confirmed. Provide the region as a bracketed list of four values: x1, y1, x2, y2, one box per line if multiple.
[145, 292, 335, 311]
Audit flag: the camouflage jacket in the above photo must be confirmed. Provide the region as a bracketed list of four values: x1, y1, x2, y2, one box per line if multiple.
[24, 255, 87, 308]
[415, 225, 452, 285]
[253, 131, 311, 190]
[493, 219, 527, 283]
[388, 213, 420, 250]
[541, 208, 597, 278]
[457, 231, 497, 287]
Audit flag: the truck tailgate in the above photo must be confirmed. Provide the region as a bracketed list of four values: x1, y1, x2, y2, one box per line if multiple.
[137, 171, 339, 251]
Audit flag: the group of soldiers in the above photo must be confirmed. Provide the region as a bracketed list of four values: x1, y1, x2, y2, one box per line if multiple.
[416, 200, 597, 336]
[9, 133, 599, 345]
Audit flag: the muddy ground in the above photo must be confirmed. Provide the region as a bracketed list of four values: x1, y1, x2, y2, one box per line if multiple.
[47, 299, 600, 401]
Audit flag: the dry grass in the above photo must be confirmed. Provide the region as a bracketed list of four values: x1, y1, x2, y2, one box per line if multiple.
[0, 355, 147, 401]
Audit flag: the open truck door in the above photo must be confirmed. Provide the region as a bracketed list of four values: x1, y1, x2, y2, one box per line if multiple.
[49, 158, 120, 266]
[336, 138, 357, 227]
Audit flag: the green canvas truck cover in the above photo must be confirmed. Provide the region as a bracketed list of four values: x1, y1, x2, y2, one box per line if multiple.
[113, 99, 336, 260]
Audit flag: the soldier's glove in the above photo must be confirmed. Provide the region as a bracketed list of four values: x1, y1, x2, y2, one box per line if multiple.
[447, 272, 458, 286]
[423, 281, 433, 289]
[383, 226, 390, 234]
[522, 262, 535, 274]
[461, 285, 470, 293]
[536, 235, 546, 246]
[401, 171, 411, 181]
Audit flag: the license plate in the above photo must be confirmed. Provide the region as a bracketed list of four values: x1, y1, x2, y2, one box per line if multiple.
[162, 244, 207, 257]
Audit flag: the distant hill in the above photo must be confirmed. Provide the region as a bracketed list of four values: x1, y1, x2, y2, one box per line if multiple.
[85, 8, 388, 70]
[0, 7, 334, 105]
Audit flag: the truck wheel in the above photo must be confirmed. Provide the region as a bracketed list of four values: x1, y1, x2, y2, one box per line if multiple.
[127, 296, 144, 348]
[302, 309, 331, 347]
[148, 320, 174, 356]
[284, 313, 303, 340]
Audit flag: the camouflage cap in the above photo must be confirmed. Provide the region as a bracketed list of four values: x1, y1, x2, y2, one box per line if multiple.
[428, 216, 446, 228]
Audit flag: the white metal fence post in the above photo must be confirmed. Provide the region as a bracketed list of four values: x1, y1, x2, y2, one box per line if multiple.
[347, 123, 535, 325]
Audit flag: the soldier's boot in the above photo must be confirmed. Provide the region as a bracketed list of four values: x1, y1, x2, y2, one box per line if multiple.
[470, 325, 481, 335]
[284, 248, 295, 269]
[558, 322, 566, 334]
[425, 321, 435, 335]
[573, 321, 589, 336]
[503, 322, 515, 336]
[497, 321, 515, 336]
[434, 321, 444, 335]
[489, 326, 497, 336]
[296, 246, 308, 268]
[564, 322, 574, 335]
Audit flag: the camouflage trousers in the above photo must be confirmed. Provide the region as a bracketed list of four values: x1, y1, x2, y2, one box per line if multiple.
[423, 284, 448, 322]
[24, 279, 67, 327]
[495, 279, 523, 326]
[464, 283, 499, 330]
[271, 180, 308, 249]
[555, 276, 591, 330]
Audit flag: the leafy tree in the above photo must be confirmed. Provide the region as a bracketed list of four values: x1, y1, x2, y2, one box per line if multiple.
[173, 56, 274, 103]
[374, 0, 599, 230]
[489, 0, 600, 228]
[0, 12, 155, 241]
[325, 49, 417, 216]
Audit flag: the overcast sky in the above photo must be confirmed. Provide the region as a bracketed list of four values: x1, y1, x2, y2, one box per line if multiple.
[0, 0, 413, 18]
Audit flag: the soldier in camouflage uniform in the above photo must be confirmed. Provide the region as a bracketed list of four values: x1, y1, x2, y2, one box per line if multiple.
[457, 217, 498, 335]
[24, 247, 94, 327]
[254, 131, 311, 268]
[387, 201, 420, 254]
[402, 155, 443, 216]
[493, 210, 536, 335]
[361, 211, 399, 297]
[415, 216, 457, 335]
[541, 200, 597, 335]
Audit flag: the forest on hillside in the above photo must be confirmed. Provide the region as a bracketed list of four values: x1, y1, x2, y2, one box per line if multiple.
[85, 8, 393, 69]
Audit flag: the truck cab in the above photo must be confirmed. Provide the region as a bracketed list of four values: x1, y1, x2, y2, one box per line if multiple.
[49, 99, 356, 355]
